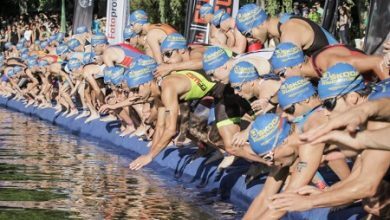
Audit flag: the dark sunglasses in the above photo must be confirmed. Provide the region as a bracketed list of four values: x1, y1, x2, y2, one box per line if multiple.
[277, 68, 287, 78]
[322, 97, 339, 111]
[243, 30, 253, 38]
[130, 87, 139, 93]
[321, 74, 362, 111]
[284, 104, 295, 115]
[163, 50, 176, 58]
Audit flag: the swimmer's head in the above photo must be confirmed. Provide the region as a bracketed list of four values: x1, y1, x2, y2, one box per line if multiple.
[203, 46, 232, 84]
[278, 76, 316, 121]
[319, 63, 366, 113]
[91, 33, 108, 55]
[249, 113, 291, 166]
[236, 4, 268, 43]
[200, 3, 214, 23]
[270, 42, 305, 78]
[67, 38, 83, 52]
[161, 33, 187, 64]
[229, 61, 260, 100]
[125, 55, 157, 100]
[129, 10, 149, 34]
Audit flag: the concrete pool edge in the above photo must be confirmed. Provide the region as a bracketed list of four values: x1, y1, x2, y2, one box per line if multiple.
[0, 96, 365, 220]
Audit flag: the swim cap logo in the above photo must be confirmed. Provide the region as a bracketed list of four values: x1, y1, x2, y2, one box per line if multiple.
[237, 7, 261, 24]
[321, 71, 359, 85]
[79, 0, 92, 8]
[250, 117, 279, 143]
[205, 49, 226, 64]
[280, 79, 310, 95]
[275, 47, 301, 59]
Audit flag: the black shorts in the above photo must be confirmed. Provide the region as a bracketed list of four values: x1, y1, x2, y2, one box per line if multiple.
[213, 83, 253, 128]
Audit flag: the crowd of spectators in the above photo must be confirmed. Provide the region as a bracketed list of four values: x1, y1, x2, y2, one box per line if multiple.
[0, 13, 63, 52]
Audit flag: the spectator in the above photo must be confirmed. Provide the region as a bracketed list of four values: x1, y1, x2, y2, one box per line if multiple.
[314, 1, 324, 17]
[0, 29, 7, 51]
[293, 2, 301, 16]
[92, 14, 101, 34]
[23, 24, 33, 42]
[10, 25, 19, 45]
[308, 7, 321, 24]
[337, 6, 350, 45]
[301, 3, 309, 18]
[39, 25, 49, 41]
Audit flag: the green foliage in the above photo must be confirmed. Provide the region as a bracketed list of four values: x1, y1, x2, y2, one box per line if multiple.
[130, 0, 186, 33]
[0, 208, 78, 220]
[265, 0, 281, 16]
[0, 188, 67, 201]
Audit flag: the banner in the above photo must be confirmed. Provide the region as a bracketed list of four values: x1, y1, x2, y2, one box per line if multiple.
[106, 0, 128, 44]
[364, 0, 390, 55]
[184, 0, 239, 44]
[73, 0, 94, 33]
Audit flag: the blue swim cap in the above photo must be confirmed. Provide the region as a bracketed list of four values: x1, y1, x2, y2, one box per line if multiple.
[129, 10, 149, 25]
[13, 66, 23, 73]
[56, 32, 65, 42]
[212, 9, 230, 27]
[91, 33, 108, 46]
[249, 113, 291, 155]
[318, 63, 365, 100]
[20, 48, 29, 55]
[21, 53, 29, 61]
[40, 41, 48, 49]
[5, 42, 13, 50]
[83, 52, 96, 64]
[270, 42, 305, 70]
[123, 26, 137, 40]
[200, 3, 214, 18]
[27, 59, 38, 68]
[67, 38, 81, 51]
[66, 58, 83, 71]
[16, 42, 23, 50]
[203, 46, 231, 74]
[38, 60, 49, 67]
[75, 26, 88, 35]
[160, 33, 187, 52]
[56, 44, 69, 55]
[279, 13, 292, 24]
[229, 61, 259, 84]
[6, 68, 15, 77]
[125, 55, 156, 88]
[236, 4, 268, 34]
[109, 66, 126, 86]
[48, 35, 56, 43]
[278, 76, 316, 109]
[368, 78, 390, 101]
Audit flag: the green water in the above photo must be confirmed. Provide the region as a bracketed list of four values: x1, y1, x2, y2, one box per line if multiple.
[0, 108, 239, 220]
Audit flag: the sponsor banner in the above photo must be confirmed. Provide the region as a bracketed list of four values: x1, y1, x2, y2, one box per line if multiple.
[106, 0, 128, 44]
[73, 0, 94, 33]
[185, 0, 239, 44]
[364, 0, 390, 55]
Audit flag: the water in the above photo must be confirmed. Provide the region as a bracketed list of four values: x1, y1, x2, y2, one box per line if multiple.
[0, 108, 242, 220]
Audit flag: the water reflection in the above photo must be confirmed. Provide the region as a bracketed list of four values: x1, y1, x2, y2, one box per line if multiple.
[0, 108, 238, 220]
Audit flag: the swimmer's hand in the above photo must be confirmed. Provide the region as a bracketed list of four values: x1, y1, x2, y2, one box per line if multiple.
[310, 130, 365, 150]
[154, 64, 173, 78]
[232, 129, 250, 147]
[250, 99, 269, 115]
[268, 192, 314, 212]
[99, 104, 112, 113]
[300, 106, 369, 142]
[129, 154, 153, 170]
